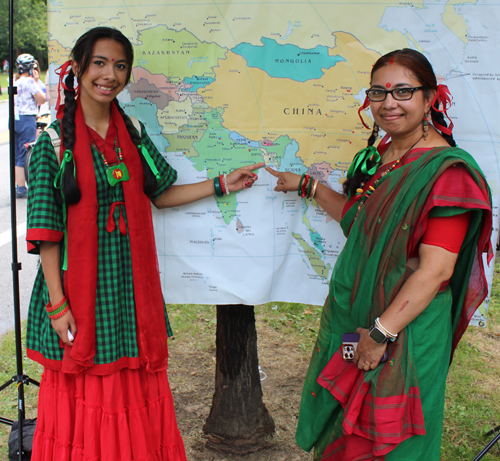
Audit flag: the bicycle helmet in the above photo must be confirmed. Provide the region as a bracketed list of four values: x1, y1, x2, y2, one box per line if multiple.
[16, 54, 35, 74]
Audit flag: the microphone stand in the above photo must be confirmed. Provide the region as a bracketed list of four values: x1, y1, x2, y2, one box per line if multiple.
[0, 1, 40, 460]
[472, 425, 500, 461]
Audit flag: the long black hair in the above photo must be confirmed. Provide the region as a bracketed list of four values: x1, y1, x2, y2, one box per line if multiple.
[60, 26, 157, 204]
[343, 49, 456, 197]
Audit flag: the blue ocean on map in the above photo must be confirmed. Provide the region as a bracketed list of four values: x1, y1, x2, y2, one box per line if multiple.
[232, 38, 345, 82]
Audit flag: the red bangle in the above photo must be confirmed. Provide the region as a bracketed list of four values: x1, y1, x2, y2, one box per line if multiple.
[50, 305, 70, 320]
[50, 295, 67, 310]
[301, 175, 310, 198]
[45, 295, 70, 319]
[46, 301, 68, 313]
[219, 174, 226, 195]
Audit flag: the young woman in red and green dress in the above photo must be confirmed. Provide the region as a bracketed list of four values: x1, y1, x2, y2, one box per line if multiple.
[26, 27, 263, 460]
[267, 49, 492, 460]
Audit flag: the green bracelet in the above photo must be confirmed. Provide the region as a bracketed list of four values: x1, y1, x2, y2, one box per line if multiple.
[214, 176, 223, 197]
[297, 173, 306, 197]
[48, 302, 68, 318]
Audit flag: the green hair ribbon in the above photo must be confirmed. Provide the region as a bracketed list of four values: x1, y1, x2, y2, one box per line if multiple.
[138, 144, 161, 180]
[53, 149, 75, 271]
[53, 149, 76, 189]
[346, 146, 381, 180]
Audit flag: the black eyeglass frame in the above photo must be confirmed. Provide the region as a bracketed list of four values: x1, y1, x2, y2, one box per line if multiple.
[365, 86, 424, 102]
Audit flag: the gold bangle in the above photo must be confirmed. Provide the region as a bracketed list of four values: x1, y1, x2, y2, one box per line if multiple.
[310, 179, 319, 200]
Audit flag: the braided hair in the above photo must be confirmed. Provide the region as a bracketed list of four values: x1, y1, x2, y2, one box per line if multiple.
[59, 26, 157, 203]
[343, 49, 456, 196]
[59, 68, 80, 205]
[342, 123, 380, 198]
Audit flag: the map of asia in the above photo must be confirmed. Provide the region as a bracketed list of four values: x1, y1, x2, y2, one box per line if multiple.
[47, 0, 500, 325]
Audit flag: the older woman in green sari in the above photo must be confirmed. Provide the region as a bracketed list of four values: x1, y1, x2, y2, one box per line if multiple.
[266, 49, 492, 460]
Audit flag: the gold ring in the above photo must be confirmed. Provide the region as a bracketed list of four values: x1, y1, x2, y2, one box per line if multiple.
[363, 363, 370, 371]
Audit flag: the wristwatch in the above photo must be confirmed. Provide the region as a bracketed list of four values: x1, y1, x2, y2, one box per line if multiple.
[369, 324, 391, 344]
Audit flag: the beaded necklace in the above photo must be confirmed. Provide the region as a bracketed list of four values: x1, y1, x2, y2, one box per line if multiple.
[87, 127, 130, 186]
[355, 136, 423, 212]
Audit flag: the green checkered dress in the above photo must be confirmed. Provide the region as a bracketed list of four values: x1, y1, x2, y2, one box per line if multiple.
[26, 119, 177, 365]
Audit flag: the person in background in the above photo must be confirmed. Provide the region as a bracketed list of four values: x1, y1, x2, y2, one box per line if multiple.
[26, 26, 263, 460]
[33, 60, 47, 102]
[14, 53, 45, 198]
[267, 49, 492, 460]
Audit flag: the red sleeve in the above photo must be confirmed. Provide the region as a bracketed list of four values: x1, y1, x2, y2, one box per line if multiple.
[26, 228, 64, 254]
[421, 212, 471, 253]
[408, 163, 491, 259]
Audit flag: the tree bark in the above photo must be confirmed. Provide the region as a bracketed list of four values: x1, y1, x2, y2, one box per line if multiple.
[203, 305, 275, 455]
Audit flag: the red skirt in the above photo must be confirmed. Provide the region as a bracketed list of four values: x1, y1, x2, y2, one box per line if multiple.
[32, 366, 187, 461]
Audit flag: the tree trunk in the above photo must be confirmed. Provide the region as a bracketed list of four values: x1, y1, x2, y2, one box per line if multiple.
[203, 305, 275, 455]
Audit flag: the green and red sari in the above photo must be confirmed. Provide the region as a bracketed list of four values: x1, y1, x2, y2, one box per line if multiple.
[296, 147, 492, 461]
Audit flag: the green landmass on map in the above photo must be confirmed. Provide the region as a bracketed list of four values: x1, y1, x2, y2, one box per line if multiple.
[260, 136, 290, 166]
[135, 25, 227, 84]
[164, 102, 212, 158]
[302, 213, 325, 252]
[292, 232, 332, 279]
[192, 108, 265, 224]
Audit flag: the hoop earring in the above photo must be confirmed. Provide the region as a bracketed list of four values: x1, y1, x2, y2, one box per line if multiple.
[423, 112, 429, 140]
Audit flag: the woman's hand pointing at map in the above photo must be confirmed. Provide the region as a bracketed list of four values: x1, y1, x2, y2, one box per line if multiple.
[265, 166, 301, 193]
[226, 162, 265, 192]
[266, 166, 347, 222]
[153, 162, 265, 209]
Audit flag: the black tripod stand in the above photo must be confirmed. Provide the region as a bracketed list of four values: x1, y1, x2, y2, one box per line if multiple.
[472, 425, 500, 461]
[0, 0, 40, 459]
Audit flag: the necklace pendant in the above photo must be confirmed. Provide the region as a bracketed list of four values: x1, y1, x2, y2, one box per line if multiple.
[107, 162, 130, 186]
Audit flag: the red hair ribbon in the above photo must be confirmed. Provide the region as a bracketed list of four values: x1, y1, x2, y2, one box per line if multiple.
[430, 84, 454, 136]
[55, 60, 79, 112]
[377, 133, 391, 154]
[357, 95, 371, 130]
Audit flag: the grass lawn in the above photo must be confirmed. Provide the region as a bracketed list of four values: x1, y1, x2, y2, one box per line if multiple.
[0, 262, 499, 460]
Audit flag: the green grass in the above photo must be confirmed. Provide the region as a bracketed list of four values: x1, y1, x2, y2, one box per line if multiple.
[0, 267, 499, 459]
[441, 261, 500, 460]
[0, 72, 47, 102]
[0, 325, 43, 450]
[167, 302, 322, 352]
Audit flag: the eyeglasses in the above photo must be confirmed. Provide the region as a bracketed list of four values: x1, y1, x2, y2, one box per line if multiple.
[365, 87, 424, 102]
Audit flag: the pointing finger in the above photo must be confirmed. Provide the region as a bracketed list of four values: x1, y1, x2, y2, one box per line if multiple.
[265, 166, 280, 177]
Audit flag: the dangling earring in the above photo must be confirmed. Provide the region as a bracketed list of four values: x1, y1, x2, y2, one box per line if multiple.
[373, 123, 380, 139]
[423, 112, 429, 140]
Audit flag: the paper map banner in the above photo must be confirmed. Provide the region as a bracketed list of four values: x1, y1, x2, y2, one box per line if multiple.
[47, 1, 499, 324]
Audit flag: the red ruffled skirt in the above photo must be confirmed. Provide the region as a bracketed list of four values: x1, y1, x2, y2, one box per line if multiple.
[32, 367, 187, 461]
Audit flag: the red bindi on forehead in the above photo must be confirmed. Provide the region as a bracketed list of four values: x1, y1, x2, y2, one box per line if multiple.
[112, 58, 115, 61]
[386, 83, 391, 88]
